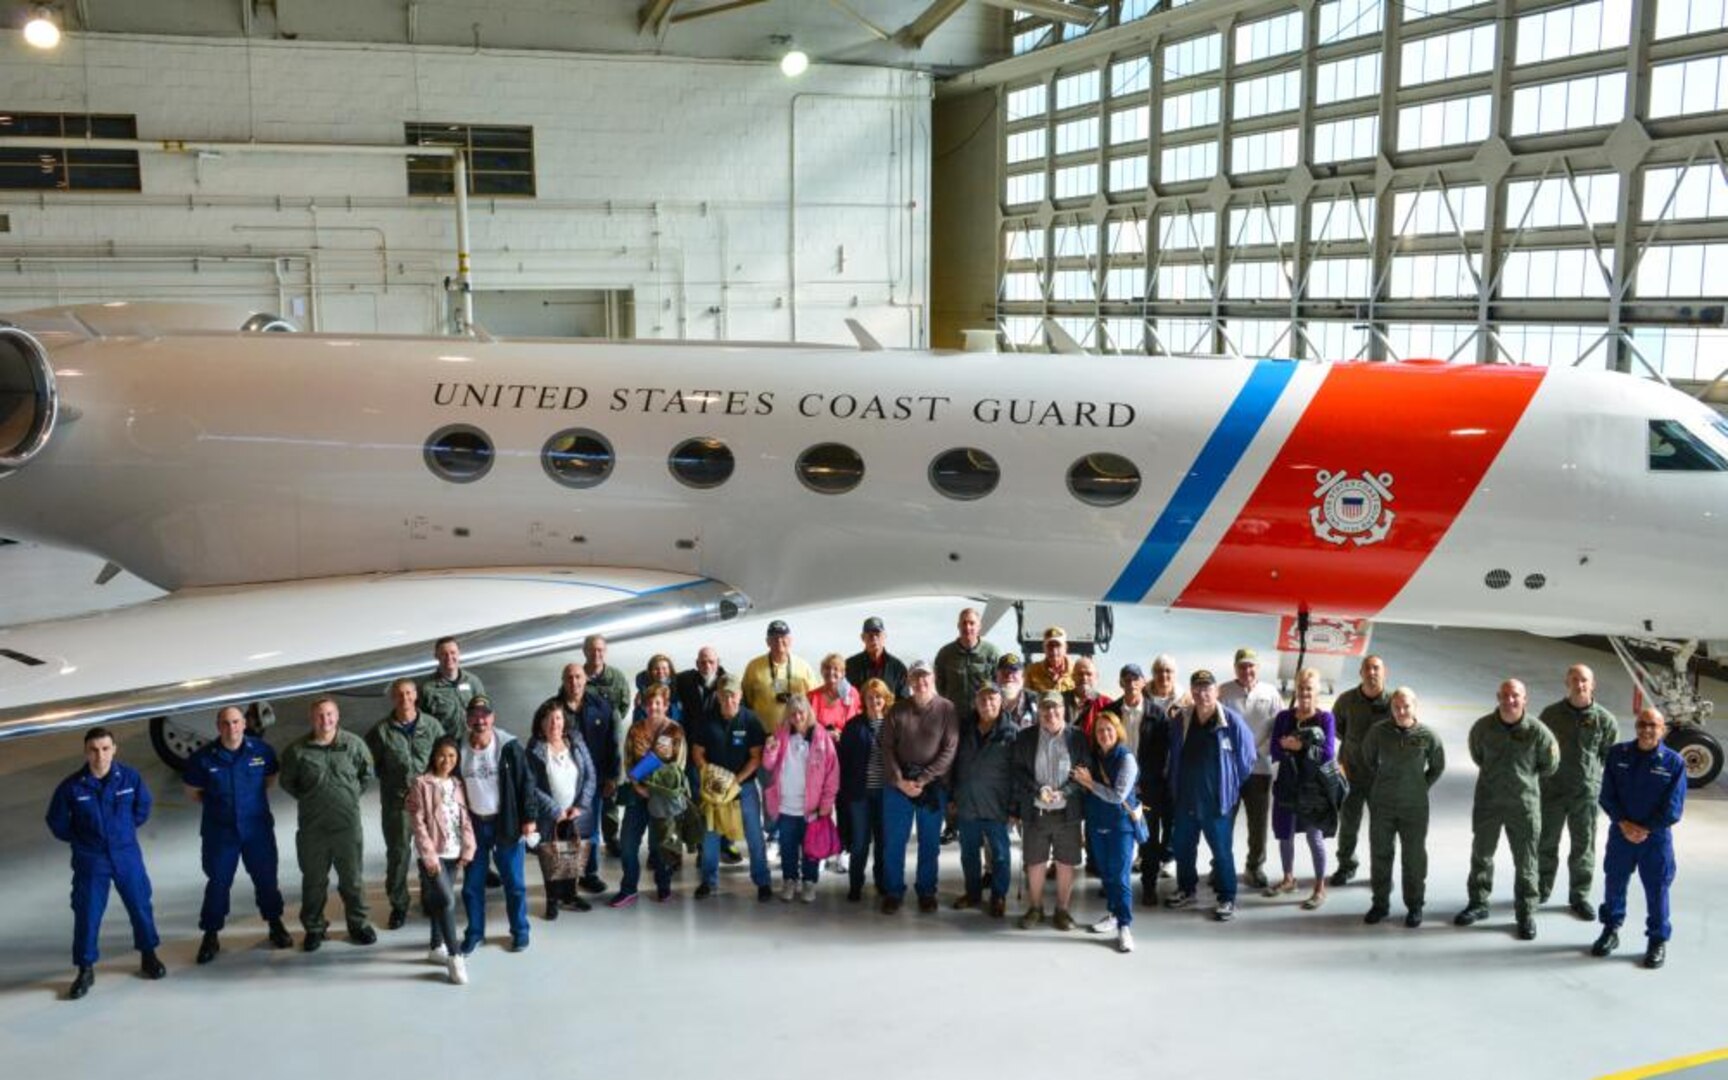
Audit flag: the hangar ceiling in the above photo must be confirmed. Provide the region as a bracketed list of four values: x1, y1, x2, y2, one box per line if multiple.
[10, 0, 1014, 74]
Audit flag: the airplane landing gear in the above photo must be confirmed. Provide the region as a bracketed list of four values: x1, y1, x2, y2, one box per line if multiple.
[1608, 637, 1722, 788]
[147, 701, 277, 771]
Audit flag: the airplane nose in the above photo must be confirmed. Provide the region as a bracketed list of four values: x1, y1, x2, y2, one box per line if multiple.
[0, 326, 59, 476]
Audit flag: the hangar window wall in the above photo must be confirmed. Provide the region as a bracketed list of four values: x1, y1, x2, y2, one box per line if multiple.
[0, 113, 140, 192]
[994, 0, 1728, 378]
[405, 123, 536, 197]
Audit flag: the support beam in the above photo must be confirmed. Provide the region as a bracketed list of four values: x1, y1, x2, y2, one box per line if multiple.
[975, 0, 1101, 27]
[899, 0, 967, 48]
[669, 0, 769, 26]
[638, 0, 676, 34]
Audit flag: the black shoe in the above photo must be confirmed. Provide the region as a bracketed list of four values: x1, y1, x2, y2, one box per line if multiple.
[561, 895, 592, 912]
[511, 937, 530, 953]
[140, 951, 167, 980]
[603, 840, 622, 859]
[1591, 928, 1620, 957]
[758, 884, 774, 902]
[1537, 888, 1552, 905]
[267, 919, 293, 949]
[720, 843, 743, 865]
[196, 931, 220, 965]
[880, 895, 902, 915]
[1244, 869, 1270, 890]
[1453, 906, 1488, 927]
[544, 902, 560, 921]
[349, 925, 378, 946]
[1405, 908, 1423, 929]
[578, 875, 607, 895]
[846, 888, 862, 902]
[1643, 940, 1667, 969]
[1515, 917, 1537, 941]
[1570, 899, 1596, 921]
[486, 870, 502, 889]
[940, 826, 958, 846]
[387, 907, 407, 931]
[301, 931, 324, 953]
[1328, 864, 1357, 887]
[68, 966, 94, 1000]
[1364, 905, 1390, 925]
[917, 894, 939, 914]
[694, 883, 715, 900]
[459, 935, 481, 957]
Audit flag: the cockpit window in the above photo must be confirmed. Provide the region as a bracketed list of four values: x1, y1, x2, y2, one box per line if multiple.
[1648, 419, 1728, 472]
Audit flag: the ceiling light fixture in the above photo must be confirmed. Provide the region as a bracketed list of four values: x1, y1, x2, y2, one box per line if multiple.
[770, 35, 808, 77]
[23, 6, 61, 49]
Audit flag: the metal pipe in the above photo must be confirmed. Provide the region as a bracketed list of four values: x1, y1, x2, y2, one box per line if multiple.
[0, 136, 456, 158]
[453, 152, 474, 334]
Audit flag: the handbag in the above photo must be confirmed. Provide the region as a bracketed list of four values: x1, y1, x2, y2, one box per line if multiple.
[535, 836, 587, 882]
[802, 814, 843, 860]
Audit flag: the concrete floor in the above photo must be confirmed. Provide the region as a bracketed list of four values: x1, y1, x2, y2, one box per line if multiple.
[2, 544, 1726, 1080]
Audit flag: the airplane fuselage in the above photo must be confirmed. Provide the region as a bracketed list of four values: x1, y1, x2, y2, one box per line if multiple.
[4, 324, 1727, 639]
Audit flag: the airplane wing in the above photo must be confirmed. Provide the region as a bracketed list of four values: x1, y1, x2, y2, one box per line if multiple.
[0, 567, 749, 740]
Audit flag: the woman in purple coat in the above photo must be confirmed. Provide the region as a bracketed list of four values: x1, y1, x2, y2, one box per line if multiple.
[1267, 671, 1337, 910]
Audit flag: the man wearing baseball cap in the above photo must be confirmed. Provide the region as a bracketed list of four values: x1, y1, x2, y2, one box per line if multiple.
[846, 616, 909, 701]
[741, 620, 816, 735]
[1027, 626, 1076, 694]
[457, 695, 538, 954]
[996, 653, 1037, 731]
[1220, 647, 1282, 890]
[1166, 669, 1257, 921]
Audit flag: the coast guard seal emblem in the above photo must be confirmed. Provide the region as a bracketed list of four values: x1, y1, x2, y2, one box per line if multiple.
[1310, 470, 1394, 546]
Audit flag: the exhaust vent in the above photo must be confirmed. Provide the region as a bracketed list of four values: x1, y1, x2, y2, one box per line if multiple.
[0, 326, 58, 476]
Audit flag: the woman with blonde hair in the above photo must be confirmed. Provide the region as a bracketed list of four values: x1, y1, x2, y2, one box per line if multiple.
[837, 678, 894, 901]
[1073, 712, 1141, 954]
[1267, 669, 1338, 910]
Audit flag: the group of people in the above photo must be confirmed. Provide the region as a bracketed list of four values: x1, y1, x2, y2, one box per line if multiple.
[46, 612, 1690, 997]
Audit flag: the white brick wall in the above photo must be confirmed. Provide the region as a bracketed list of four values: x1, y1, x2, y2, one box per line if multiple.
[0, 33, 931, 344]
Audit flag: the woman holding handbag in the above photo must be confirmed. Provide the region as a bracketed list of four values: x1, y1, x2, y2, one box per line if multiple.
[761, 694, 840, 902]
[406, 737, 476, 985]
[527, 700, 598, 920]
[1072, 713, 1142, 955]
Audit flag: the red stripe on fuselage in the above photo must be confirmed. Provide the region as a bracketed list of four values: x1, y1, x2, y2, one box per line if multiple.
[1173, 362, 1545, 617]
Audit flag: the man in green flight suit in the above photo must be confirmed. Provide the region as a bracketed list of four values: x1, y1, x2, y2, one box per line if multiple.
[584, 633, 634, 853]
[280, 696, 377, 951]
[1536, 664, 1619, 920]
[1359, 686, 1446, 928]
[419, 636, 487, 739]
[367, 678, 443, 929]
[1328, 654, 1391, 886]
[1455, 678, 1560, 940]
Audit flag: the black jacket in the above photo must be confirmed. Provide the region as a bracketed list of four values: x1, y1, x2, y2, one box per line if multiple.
[837, 711, 884, 805]
[1010, 725, 1091, 823]
[544, 690, 619, 785]
[846, 651, 908, 701]
[673, 666, 728, 728]
[462, 734, 537, 840]
[1104, 699, 1171, 809]
[952, 715, 1018, 822]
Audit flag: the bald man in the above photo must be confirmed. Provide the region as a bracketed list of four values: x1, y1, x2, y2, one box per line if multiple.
[1537, 665, 1619, 919]
[1455, 679, 1560, 939]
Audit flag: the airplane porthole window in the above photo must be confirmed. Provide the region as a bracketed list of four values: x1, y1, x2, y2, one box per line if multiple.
[928, 447, 1001, 501]
[1067, 452, 1142, 507]
[668, 436, 735, 489]
[796, 442, 865, 495]
[424, 424, 495, 484]
[542, 428, 614, 489]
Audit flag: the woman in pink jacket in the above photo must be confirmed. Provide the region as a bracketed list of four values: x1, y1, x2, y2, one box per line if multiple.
[406, 736, 477, 985]
[762, 694, 840, 902]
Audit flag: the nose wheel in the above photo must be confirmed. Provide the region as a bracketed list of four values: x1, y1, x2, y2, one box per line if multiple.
[148, 715, 209, 772]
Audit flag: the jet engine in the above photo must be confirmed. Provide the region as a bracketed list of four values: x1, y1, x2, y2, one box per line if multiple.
[0, 326, 56, 478]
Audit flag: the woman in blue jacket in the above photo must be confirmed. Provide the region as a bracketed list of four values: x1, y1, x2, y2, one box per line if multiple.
[1074, 713, 1142, 955]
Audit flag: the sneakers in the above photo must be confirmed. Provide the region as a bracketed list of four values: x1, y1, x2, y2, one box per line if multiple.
[797, 881, 816, 904]
[140, 951, 167, 979]
[1453, 906, 1488, 927]
[1051, 908, 1075, 931]
[1213, 901, 1236, 922]
[1164, 891, 1196, 910]
[779, 880, 798, 902]
[1363, 905, 1390, 925]
[1570, 899, 1596, 921]
[196, 931, 220, 965]
[267, 919, 293, 949]
[607, 891, 639, 909]
[426, 946, 448, 965]
[1116, 926, 1135, 954]
[447, 955, 468, 986]
[68, 966, 94, 1000]
[1591, 928, 1620, 957]
[1017, 907, 1045, 930]
[1089, 913, 1118, 934]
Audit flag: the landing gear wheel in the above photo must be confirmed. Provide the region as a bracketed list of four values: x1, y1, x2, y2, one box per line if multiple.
[1666, 726, 1723, 789]
[149, 715, 210, 772]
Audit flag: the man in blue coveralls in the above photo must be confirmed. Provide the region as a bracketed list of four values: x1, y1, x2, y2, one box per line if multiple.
[1591, 706, 1688, 970]
[183, 706, 294, 963]
[45, 726, 167, 1000]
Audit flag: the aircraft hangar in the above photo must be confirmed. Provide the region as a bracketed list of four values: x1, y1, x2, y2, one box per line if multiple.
[2, 3, 1728, 1079]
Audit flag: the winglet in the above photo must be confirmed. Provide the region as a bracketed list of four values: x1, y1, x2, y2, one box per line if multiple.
[1043, 318, 1084, 355]
[845, 319, 883, 352]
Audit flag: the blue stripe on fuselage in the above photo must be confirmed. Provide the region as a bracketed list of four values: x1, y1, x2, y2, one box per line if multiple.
[1104, 360, 1298, 604]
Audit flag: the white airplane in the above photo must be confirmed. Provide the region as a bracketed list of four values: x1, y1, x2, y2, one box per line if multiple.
[2, 302, 1725, 781]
